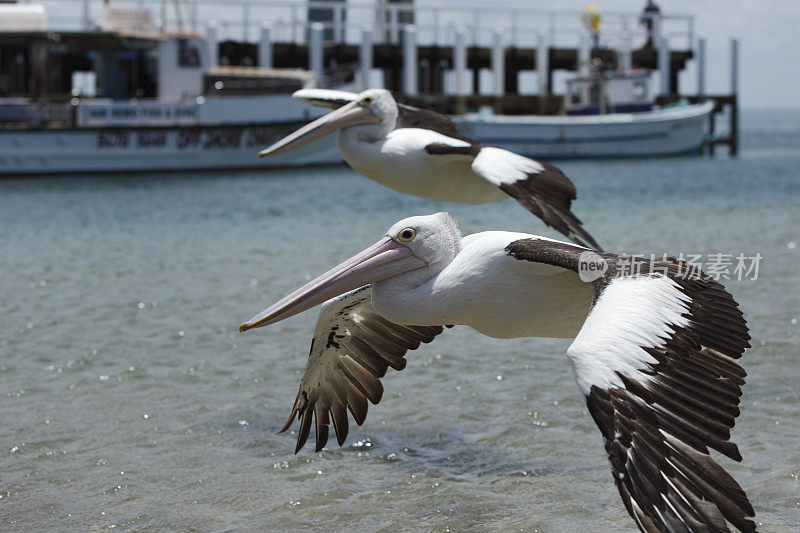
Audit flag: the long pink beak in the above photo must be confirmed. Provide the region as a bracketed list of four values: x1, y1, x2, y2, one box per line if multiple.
[239, 237, 427, 332]
[257, 101, 380, 158]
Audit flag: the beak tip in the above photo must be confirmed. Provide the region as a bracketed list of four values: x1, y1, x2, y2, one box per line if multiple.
[239, 323, 249, 333]
[257, 151, 267, 159]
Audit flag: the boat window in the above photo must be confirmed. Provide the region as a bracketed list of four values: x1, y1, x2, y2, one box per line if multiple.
[569, 83, 582, 105]
[179, 40, 201, 68]
[633, 81, 647, 100]
[589, 82, 600, 104]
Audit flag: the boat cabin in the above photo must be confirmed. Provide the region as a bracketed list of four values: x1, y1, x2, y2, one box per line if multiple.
[0, 4, 312, 129]
[564, 71, 653, 115]
[0, 28, 210, 102]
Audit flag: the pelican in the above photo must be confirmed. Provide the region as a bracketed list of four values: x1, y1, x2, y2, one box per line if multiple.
[258, 88, 602, 250]
[240, 213, 754, 532]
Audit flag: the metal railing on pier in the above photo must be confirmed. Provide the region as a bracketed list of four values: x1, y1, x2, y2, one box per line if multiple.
[9, 1, 740, 155]
[24, 0, 695, 50]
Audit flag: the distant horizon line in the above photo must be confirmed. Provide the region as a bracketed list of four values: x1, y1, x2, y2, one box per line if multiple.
[740, 107, 800, 113]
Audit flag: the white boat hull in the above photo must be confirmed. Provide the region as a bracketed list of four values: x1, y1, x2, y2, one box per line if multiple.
[0, 122, 341, 175]
[1, 102, 715, 175]
[453, 102, 714, 158]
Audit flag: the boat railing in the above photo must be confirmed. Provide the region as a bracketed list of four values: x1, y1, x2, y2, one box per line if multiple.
[24, 0, 695, 50]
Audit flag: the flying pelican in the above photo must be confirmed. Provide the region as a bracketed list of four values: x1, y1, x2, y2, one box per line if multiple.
[258, 88, 602, 250]
[239, 212, 754, 532]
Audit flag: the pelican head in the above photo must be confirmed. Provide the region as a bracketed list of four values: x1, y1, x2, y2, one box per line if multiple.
[258, 89, 398, 158]
[384, 212, 461, 267]
[355, 88, 398, 127]
[239, 212, 460, 332]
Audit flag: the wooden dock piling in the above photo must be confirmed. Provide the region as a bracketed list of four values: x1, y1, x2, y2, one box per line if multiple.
[205, 6, 738, 157]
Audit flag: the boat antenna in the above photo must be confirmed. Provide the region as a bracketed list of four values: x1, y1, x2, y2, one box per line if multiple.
[173, 0, 185, 33]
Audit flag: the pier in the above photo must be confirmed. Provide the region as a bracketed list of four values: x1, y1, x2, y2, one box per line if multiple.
[14, 0, 740, 154]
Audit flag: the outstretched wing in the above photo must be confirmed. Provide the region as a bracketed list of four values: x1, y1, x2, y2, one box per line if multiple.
[473, 148, 602, 250]
[422, 143, 601, 249]
[280, 286, 445, 453]
[506, 240, 755, 533]
[291, 89, 600, 249]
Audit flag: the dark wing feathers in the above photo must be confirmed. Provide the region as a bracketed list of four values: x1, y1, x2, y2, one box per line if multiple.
[295, 90, 602, 249]
[423, 141, 602, 250]
[423, 142, 481, 157]
[505, 238, 754, 532]
[396, 103, 476, 144]
[398, 103, 601, 250]
[270, 233, 755, 531]
[470, 149, 602, 250]
[278, 286, 443, 453]
[497, 160, 602, 250]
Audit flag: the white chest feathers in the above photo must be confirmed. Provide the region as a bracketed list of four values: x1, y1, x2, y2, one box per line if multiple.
[337, 128, 505, 204]
[371, 232, 594, 339]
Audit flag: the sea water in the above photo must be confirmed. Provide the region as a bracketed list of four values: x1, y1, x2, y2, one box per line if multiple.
[1, 110, 798, 531]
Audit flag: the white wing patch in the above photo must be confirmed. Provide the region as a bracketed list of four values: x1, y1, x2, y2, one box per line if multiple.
[566, 275, 691, 396]
[471, 146, 545, 186]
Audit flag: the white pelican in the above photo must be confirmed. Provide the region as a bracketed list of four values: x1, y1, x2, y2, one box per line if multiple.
[258, 88, 602, 250]
[240, 213, 754, 532]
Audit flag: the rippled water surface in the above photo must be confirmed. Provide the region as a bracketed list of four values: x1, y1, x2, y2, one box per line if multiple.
[1, 111, 799, 531]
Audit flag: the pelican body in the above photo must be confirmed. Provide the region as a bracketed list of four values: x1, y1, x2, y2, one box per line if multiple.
[240, 213, 755, 533]
[259, 89, 601, 250]
[339, 125, 505, 205]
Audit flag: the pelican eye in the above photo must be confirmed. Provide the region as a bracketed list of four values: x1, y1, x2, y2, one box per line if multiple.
[397, 228, 416, 242]
[361, 96, 373, 105]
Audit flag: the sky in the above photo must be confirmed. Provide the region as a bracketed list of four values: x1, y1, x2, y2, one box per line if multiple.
[37, 0, 800, 110]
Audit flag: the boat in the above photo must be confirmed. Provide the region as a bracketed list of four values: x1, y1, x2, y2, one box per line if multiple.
[0, 4, 342, 176]
[1, 2, 718, 175]
[454, 70, 715, 158]
[454, 102, 715, 159]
